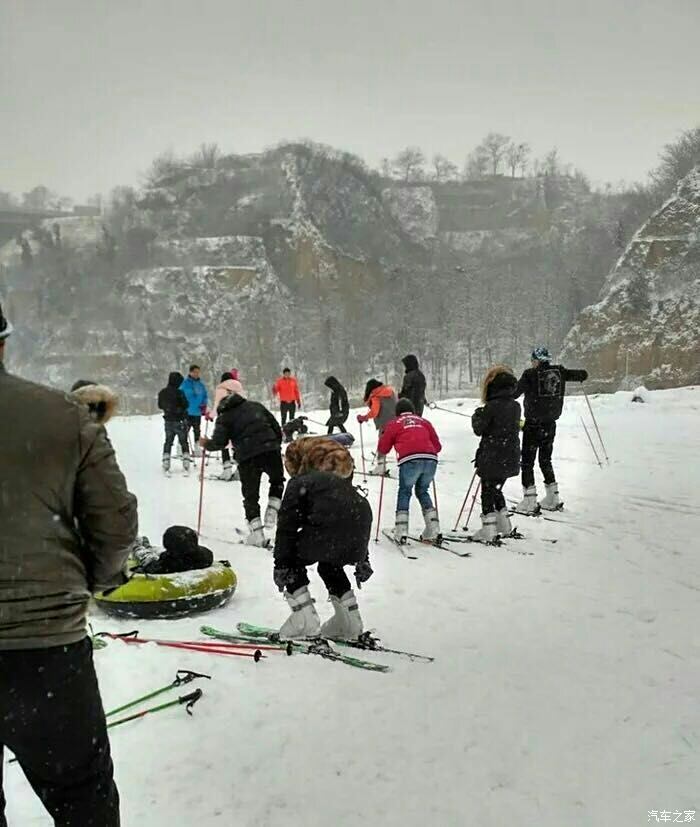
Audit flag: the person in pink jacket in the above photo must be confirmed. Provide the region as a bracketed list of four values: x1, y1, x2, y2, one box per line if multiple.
[210, 370, 246, 481]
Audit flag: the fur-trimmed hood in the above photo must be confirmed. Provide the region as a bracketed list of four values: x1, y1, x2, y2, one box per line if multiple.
[284, 436, 354, 479]
[480, 365, 517, 403]
[70, 383, 119, 424]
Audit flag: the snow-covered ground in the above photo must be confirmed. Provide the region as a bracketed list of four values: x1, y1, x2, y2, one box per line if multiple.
[6, 388, 700, 826]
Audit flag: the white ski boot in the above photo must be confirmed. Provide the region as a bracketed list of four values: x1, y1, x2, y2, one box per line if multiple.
[514, 486, 539, 515]
[393, 511, 409, 543]
[244, 517, 268, 548]
[219, 460, 235, 481]
[495, 507, 513, 536]
[162, 454, 171, 475]
[320, 590, 364, 641]
[279, 586, 321, 640]
[420, 507, 441, 542]
[368, 454, 388, 476]
[470, 512, 499, 543]
[182, 455, 191, 476]
[264, 497, 282, 530]
[539, 482, 563, 511]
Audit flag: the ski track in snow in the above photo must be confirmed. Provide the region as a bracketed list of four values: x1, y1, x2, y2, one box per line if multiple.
[6, 388, 700, 825]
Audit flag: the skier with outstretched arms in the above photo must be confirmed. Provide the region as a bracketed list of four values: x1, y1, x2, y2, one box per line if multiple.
[514, 347, 588, 514]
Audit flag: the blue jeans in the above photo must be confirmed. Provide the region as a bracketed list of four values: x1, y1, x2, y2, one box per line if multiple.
[397, 459, 437, 513]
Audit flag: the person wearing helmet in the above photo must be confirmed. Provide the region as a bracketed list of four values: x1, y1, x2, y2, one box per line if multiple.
[514, 346, 588, 513]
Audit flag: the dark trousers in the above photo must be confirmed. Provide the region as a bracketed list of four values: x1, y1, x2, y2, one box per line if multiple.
[480, 478, 506, 514]
[0, 638, 119, 827]
[327, 420, 347, 435]
[163, 420, 189, 456]
[288, 562, 352, 598]
[222, 447, 231, 464]
[280, 402, 296, 426]
[186, 415, 201, 444]
[238, 450, 285, 522]
[521, 421, 557, 488]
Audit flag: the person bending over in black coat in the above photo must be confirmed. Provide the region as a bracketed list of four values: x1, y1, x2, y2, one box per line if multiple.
[399, 354, 427, 416]
[324, 375, 349, 434]
[157, 371, 191, 475]
[273, 437, 373, 640]
[514, 346, 588, 514]
[132, 526, 213, 574]
[470, 365, 522, 543]
[201, 394, 284, 547]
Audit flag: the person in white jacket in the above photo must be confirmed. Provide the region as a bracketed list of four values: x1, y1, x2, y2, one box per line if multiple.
[209, 370, 246, 480]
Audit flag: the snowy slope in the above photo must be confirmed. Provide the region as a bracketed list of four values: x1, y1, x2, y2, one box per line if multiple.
[5, 390, 700, 826]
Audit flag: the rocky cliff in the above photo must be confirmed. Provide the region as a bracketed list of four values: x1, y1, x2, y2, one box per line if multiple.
[561, 167, 700, 389]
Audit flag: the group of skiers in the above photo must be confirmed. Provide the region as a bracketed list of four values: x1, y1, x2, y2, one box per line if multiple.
[0, 291, 591, 825]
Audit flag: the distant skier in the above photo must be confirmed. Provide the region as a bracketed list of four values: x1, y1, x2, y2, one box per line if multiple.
[273, 437, 373, 640]
[514, 347, 588, 513]
[272, 367, 302, 429]
[70, 379, 119, 426]
[377, 398, 442, 543]
[324, 375, 349, 434]
[399, 354, 427, 416]
[470, 366, 522, 542]
[180, 364, 209, 454]
[210, 370, 245, 481]
[157, 371, 191, 475]
[357, 378, 397, 475]
[200, 393, 284, 547]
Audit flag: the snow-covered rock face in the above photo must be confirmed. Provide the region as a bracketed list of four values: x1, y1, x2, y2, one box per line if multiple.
[562, 167, 700, 390]
[382, 185, 439, 244]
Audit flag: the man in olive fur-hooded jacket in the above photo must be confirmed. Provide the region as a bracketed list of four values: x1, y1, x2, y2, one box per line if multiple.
[0, 303, 137, 826]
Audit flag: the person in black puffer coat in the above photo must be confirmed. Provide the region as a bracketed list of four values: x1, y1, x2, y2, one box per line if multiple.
[157, 371, 191, 474]
[324, 375, 349, 434]
[201, 394, 284, 547]
[273, 438, 373, 640]
[470, 365, 521, 542]
[133, 526, 213, 575]
[399, 354, 427, 416]
[514, 346, 588, 513]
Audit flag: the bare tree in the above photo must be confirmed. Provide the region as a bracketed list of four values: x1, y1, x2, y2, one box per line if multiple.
[464, 148, 489, 180]
[22, 186, 55, 211]
[651, 126, 700, 197]
[543, 148, 560, 177]
[505, 142, 530, 178]
[481, 132, 511, 175]
[379, 158, 393, 178]
[191, 142, 221, 170]
[432, 154, 459, 182]
[146, 150, 181, 185]
[392, 146, 426, 181]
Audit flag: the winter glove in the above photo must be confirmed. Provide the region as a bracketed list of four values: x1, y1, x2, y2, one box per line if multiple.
[357, 414, 366, 424]
[199, 403, 208, 415]
[273, 566, 299, 593]
[354, 558, 374, 589]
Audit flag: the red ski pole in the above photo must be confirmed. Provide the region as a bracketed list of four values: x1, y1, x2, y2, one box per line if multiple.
[464, 480, 481, 530]
[196, 420, 210, 537]
[453, 469, 477, 531]
[105, 634, 266, 659]
[374, 471, 386, 543]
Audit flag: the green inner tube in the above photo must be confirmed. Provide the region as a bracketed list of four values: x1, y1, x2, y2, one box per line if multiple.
[94, 562, 237, 619]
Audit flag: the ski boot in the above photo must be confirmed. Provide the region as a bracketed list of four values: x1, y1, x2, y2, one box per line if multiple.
[320, 590, 364, 641]
[244, 517, 268, 548]
[539, 482, 563, 511]
[495, 507, 513, 536]
[264, 497, 282, 530]
[470, 512, 499, 543]
[393, 511, 409, 543]
[182, 454, 192, 476]
[514, 486, 539, 515]
[162, 454, 171, 475]
[420, 507, 441, 542]
[279, 585, 321, 640]
[219, 460, 235, 481]
[368, 454, 388, 476]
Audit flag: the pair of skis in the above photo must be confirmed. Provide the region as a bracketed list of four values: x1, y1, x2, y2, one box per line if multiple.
[201, 624, 434, 672]
[381, 530, 472, 558]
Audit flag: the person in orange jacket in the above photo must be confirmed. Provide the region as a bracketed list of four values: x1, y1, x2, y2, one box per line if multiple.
[272, 367, 302, 427]
[357, 378, 397, 475]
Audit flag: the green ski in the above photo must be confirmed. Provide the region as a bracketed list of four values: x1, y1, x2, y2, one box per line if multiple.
[200, 625, 391, 673]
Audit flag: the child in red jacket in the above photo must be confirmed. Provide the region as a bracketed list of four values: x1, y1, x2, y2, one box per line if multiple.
[377, 399, 442, 543]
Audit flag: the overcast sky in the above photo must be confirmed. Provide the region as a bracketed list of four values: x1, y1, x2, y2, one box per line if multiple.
[2, 0, 699, 201]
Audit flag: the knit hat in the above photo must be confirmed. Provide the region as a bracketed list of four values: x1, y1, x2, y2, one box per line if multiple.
[395, 398, 415, 416]
[0, 303, 13, 340]
[531, 346, 551, 362]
